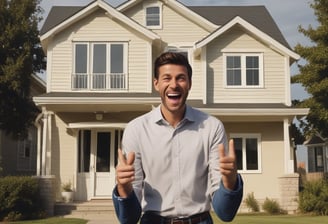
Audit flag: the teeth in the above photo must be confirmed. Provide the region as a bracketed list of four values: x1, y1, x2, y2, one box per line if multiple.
[168, 93, 180, 96]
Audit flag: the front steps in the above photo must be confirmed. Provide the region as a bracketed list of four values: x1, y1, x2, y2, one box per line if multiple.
[54, 199, 118, 222]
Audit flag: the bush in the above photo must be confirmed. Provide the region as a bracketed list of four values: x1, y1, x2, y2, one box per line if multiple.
[0, 176, 44, 221]
[262, 198, 286, 215]
[299, 179, 328, 215]
[244, 192, 260, 212]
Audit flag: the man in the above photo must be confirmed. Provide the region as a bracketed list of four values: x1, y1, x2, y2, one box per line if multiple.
[113, 52, 243, 224]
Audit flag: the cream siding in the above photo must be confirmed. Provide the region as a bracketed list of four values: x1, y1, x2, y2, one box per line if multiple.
[225, 121, 284, 200]
[49, 10, 152, 93]
[123, 3, 210, 99]
[51, 114, 77, 199]
[207, 27, 287, 104]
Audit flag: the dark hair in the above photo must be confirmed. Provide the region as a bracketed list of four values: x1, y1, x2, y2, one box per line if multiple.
[154, 52, 192, 80]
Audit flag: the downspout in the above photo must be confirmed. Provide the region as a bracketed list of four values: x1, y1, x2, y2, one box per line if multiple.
[34, 112, 43, 176]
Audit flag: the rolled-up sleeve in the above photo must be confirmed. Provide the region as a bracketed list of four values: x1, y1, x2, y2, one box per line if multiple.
[212, 174, 243, 222]
[112, 186, 142, 224]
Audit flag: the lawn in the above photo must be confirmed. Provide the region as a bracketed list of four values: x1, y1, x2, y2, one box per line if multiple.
[9, 218, 87, 224]
[212, 213, 328, 224]
[6, 214, 328, 224]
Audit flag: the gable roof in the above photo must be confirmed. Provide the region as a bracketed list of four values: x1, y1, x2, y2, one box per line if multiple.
[195, 16, 300, 60]
[188, 5, 291, 49]
[40, 0, 160, 48]
[40, 0, 298, 54]
[117, 0, 218, 32]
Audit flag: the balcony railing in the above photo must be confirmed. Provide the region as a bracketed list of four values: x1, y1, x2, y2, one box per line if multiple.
[72, 73, 127, 90]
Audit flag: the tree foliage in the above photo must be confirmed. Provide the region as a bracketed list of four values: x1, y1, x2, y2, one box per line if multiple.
[292, 0, 328, 138]
[0, 0, 45, 139]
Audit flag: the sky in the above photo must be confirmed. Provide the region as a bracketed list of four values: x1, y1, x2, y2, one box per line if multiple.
[39, 0, 317, 166]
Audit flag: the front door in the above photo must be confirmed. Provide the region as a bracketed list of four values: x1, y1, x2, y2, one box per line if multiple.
[90, 130, 116, 198]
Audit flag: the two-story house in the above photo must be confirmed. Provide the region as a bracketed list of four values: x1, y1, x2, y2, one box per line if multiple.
[34, 0, 308, 213]
[0, 74, 45, 176]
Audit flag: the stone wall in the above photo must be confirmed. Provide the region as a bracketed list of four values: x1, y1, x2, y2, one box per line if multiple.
[279, 173, 299, 214]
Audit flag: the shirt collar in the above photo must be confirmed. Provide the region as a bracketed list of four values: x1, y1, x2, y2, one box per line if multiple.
[152, 104, 196, 125]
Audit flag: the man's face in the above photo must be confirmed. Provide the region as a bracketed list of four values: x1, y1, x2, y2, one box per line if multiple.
[154, 64, 191, 116]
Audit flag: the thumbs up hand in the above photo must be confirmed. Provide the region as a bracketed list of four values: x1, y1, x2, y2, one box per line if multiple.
[116, 149, 135, 198]
[219, 139, 238, 191]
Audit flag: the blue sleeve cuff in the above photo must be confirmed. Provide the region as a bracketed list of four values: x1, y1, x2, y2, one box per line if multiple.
[112, 186, 142, 224]
[212, 174, 243, 222]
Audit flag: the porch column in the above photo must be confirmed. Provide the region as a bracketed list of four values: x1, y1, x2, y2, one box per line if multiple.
[284, 118, 294, 174]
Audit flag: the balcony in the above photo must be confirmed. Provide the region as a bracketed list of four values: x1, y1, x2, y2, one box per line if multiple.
[72, 73, 127, 90]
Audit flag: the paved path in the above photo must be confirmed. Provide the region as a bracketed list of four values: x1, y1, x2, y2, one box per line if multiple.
[63, 212, 119, 223]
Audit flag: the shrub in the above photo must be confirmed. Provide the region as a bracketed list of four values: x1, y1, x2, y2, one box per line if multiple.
[0, 176, 44, 221]
[299, 179, 328, 215]
[262, 197, 286, 215]
[244, 192, 260, 212]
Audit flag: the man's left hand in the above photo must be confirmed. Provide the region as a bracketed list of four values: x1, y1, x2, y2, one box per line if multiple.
[219, 139, 238, 191]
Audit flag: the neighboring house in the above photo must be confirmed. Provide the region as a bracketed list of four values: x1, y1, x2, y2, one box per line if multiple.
[0, 74, 46, 176]
[304, 134, 328, 177]
[34, 0, 309, 213]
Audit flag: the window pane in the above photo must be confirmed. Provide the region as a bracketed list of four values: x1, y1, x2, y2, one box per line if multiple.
[93, 44, 106, 73]
[246, 138, 258, 170]
[146, 6, 160, 26]
[96, 132, 111, 172]
[246, 56, 259, 68]
[246, 70, 259, 85]
[246, 56, 259, 86]
[234, 138, 243, 170]
[75, 44, 87, 73]
[227, 70, 241, 85]
[78, 130, 91, 172]
[227, 56, 241, 68]
[110, 44, 123, 73]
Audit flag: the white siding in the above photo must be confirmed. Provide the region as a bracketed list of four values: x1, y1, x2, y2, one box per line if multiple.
[207, 27, 287, 104]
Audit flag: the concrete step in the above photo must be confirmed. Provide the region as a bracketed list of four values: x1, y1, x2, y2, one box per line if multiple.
[55, 199, 115, 216]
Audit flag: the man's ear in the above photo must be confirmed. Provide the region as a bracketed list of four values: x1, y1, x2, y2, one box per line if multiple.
[154, 78, 159, 91]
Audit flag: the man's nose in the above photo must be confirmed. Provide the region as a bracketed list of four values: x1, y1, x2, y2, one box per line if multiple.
[169, 79, 178, 88]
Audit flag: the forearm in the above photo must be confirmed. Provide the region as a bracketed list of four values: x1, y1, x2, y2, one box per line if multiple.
[112, 186, 142, 224]
[212, 174, 243, 222]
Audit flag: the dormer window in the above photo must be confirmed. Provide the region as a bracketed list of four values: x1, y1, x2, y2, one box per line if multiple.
[145, 4, 162, 29]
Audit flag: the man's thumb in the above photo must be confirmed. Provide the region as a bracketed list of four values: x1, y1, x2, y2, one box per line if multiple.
[127, 152, 135, 165]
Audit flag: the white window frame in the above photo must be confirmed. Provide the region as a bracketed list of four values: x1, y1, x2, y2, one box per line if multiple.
[165, 45, 193, 65]
[72, 42, 128, 91]
[223, 53, 263, 88]
[230, 133, 262, 173]
[144, 2, 162, 29]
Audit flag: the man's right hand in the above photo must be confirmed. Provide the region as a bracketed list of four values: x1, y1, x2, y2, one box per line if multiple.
[116, 149, 135, 198]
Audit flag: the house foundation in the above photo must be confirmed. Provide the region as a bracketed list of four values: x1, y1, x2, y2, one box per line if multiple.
[279, 173, 299, 214]
[33, 175, 56, 217]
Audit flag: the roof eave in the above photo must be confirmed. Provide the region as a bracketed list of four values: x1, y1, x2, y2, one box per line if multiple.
[194, 16, 300, 60]
[40, 0, 159, 50]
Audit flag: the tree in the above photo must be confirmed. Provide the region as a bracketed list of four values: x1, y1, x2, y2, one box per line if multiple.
[292, 0, 328, 138]
[0, 0, 45, 139]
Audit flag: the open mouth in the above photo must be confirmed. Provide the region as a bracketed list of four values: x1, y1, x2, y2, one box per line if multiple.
[167, 93, 182, 100]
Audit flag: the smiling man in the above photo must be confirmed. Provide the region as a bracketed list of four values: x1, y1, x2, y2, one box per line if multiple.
[113, 52, 243, 224]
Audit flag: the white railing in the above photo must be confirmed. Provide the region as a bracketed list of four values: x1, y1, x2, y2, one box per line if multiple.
[72, 73, 126, 90]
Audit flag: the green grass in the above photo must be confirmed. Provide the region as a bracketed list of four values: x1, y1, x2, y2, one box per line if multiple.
[8, 217, 87, 224]
[212, 213, 328, 224]
[6, 214, 328, 224]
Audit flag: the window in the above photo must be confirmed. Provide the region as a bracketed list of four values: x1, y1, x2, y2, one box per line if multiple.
[224, 53, 263, 87]
[230, 134, 262, 173]
[145, 4, 161, 28]
[78, 130, 91, 173]
[166, 46, 191, 64]
[72, 42, 127, 91]
[314, 146, 324, 172]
